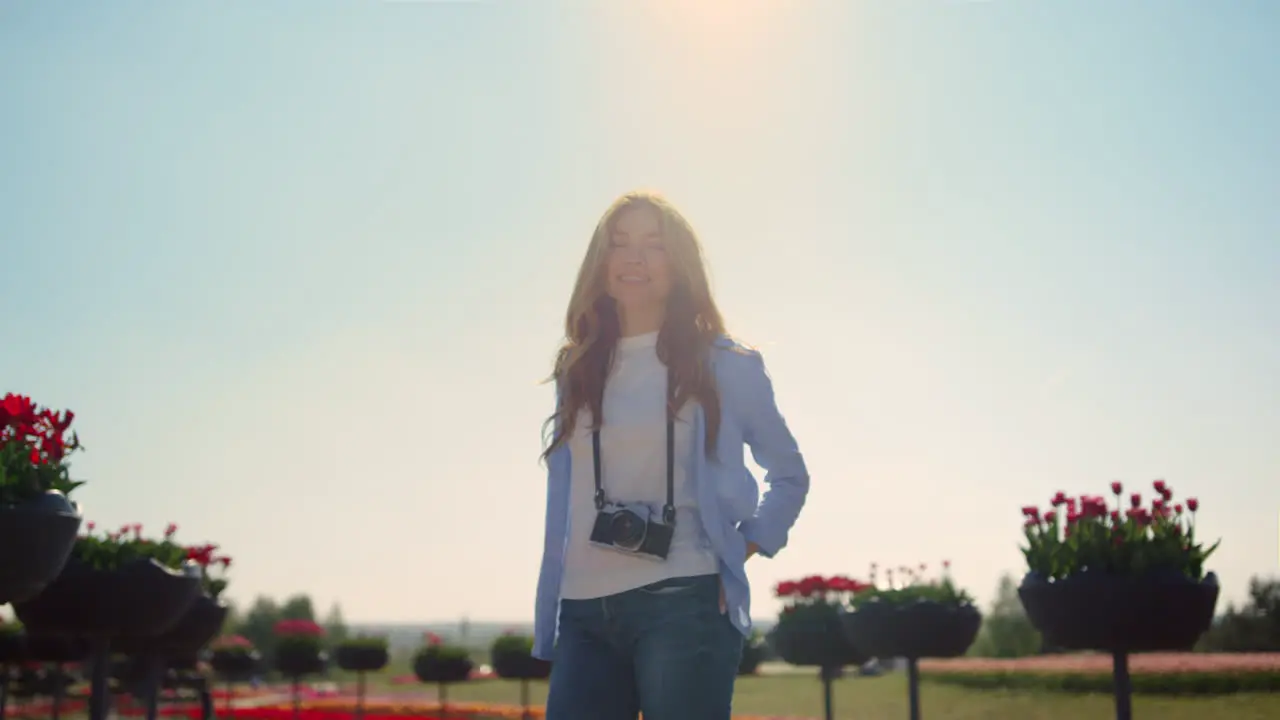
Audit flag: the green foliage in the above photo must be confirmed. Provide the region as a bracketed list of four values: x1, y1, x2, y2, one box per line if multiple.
[849, 577, 974, 609]
[1021, 481, 1218, 581]
[490, 633, 534, 658]
[967, 574, 1042, 658]
[338, 635, 389, 651]
[229, 593, 318, 674]
[73, 523, 189, 571]
[323, 603, 350, 644]
[1196, 576, 1280, 652]
[416, 642, 471, 663]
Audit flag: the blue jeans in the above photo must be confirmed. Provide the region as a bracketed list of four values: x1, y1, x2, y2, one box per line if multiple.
[546, 573, 743, 720]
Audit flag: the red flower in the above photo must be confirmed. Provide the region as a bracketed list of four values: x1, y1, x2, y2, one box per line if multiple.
[1050, 492, 1067, 506]
[1187, 498, 1199, 512]
[425, 632, 443, 646]
[1130, 493, 1141, 509]
[774, 581, 798, 598]
[1153, 479, 1167, 494]
[1044, 510, 1057, 523]
[1110, 481, 1122, 495]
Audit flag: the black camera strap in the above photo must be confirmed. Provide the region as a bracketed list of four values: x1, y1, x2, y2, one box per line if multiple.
[591, 367, 677, 526]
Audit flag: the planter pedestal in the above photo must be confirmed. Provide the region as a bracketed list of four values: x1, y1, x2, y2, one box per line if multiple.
[492, 653, 551, 720]
[336, 645, 389, 720]
[841, 600, 982, 720]
[1018, 571, 1219, 720]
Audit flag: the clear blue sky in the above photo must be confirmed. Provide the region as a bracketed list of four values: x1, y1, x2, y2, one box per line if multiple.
[3, 1, 1277, 623]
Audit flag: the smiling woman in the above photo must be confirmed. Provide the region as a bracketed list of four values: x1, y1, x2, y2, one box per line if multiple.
[533, 190, 811, 720]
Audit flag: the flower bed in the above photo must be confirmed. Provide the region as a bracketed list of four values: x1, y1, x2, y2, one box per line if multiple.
[919, 652, 1280, 695]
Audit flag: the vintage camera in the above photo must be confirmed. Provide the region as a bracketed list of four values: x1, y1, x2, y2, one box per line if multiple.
[589, 502, 675, 560]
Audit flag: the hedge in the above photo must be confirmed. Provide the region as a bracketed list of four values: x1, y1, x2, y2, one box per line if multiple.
[921, 669, 1280, 695]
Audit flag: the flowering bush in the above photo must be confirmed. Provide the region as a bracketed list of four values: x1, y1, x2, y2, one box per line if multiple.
[1021, 480, 1220, 581]
[849, 561, 974, 609]
[413, 632, 474, 683]
[0, 393, 85, 505]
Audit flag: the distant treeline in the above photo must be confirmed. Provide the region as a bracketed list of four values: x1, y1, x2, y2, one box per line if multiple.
[219, 573, 1280, 667]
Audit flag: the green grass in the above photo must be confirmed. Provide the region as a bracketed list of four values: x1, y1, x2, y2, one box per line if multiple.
[364, 673, 1280, 720]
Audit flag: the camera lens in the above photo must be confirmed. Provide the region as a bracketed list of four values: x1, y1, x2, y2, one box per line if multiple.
[609, 510, 646, 550]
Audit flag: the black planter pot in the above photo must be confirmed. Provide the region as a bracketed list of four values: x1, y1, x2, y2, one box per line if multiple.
[210, 649, 261, 680]
[491, 651, 551, 681]
[1018, 570, 1220, 720]
[275, 643, 327, 677]
[0, 491, 82, 604]
[413, 653, 474, 684]
[771, 609, 868, 668]
[1018, 570, 1219, 653]
[12, 557, 202, 638]
[114, 594, 230, 657]
[842, 599, 982, 720]
[24, 633, 90, 664]
[841, 599, 982, 659]
[335, 644, 389, 673]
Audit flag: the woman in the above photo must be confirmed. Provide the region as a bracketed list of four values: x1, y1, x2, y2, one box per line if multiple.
[532, 190, 810, 720]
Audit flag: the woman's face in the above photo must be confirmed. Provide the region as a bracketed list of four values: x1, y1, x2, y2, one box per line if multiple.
[605, 204, 673, 313]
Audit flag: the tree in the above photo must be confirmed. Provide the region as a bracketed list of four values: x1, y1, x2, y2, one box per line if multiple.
[238, 596, 283, 660]
[279, 594, 316, 622]
[323, 603, 349, 644]
[968, 573, 1042, 658]
[1197, 575, 1280, 652]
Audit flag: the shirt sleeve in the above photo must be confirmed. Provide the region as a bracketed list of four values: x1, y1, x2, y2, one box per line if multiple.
[733, 349, 810, 558]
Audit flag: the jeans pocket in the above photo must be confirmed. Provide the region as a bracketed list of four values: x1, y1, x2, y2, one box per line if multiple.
[635, 574, 715, 596]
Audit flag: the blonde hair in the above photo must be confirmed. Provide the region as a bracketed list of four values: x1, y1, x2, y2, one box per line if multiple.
[541, 191, 726, 461]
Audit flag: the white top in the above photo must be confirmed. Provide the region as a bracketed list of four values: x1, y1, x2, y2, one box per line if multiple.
[558, 331, 719, 600]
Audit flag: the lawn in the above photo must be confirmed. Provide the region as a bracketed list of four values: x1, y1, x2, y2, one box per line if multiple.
[369, 672, 1280, 720]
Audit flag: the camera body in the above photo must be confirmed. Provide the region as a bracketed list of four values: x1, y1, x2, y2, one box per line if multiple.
[589, 502, 675, 561]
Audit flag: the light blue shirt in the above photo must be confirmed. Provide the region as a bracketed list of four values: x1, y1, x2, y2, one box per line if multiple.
[532, 336, 811, 660]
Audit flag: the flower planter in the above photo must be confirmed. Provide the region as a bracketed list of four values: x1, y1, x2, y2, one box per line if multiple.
[1016, 480, 1222, 720]
[841, 599, 981, 660]
[275, 644, 328, 678]
[12, 557, 202, 638]
[335, 645, 390, 673]
[0, 492, 83, 604]
[114, 594, 230, 658]
[413, 654, 474, 684]
[1018, 571, 1219, 652]
[492, 651, 551, 681]
[842, 598, 982, 720]
[771, 609, 867, 669]
[211, 648, 261, 680]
